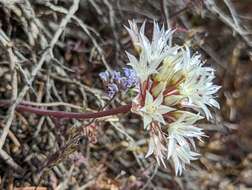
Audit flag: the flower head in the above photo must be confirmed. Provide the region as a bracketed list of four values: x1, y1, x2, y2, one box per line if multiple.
[126, 21, 178, 82]
[167, 112, 205, 153]
[124, 20, 221, 175]
[170, 143, 200, 175]
[138, 91, 174, 129]
[146, 125, 167, 166]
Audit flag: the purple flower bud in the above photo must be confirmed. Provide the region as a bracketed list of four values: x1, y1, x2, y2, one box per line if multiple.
[107, 83, 119, 98]
[99, 71, 110, 82]
[118, 77, 128, 90]
[99, 67, 139, 97]
[111, 71, 121, 81]
[122, 68, 139, 88]
[124, 67, 136, 78]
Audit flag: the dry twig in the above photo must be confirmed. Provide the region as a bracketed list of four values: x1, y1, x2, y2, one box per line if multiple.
[0, 0, 80, 150]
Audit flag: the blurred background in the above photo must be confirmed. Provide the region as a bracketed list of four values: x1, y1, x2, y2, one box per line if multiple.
[0, 0, 251, 189]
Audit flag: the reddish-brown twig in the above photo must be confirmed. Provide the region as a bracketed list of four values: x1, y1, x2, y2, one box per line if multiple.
[0, 100, 132, 120]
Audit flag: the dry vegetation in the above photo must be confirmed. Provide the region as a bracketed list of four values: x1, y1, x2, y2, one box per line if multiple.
[0, 0, 252, 189]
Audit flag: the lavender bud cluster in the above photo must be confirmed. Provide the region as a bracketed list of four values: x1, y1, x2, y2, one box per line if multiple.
[99, 68, 139, 98]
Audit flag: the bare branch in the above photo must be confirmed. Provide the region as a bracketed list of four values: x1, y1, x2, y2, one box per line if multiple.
[0, 0, 80, 150]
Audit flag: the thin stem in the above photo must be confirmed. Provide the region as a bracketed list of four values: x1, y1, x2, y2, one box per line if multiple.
[0, 100, 132, 120]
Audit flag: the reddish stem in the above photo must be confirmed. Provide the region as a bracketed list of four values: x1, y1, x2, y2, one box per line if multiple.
[0, 100, 132, 120]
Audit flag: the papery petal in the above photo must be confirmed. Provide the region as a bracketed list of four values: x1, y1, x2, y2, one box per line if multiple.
[167, 137, 175, 159]
[143, 114, 152, 129]
[158, 105, 175, 114]
[145, 91, 154, 105]
[154, 113, 166, 124]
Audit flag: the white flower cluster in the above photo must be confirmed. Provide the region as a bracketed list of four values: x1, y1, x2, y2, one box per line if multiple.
[125, 20, 220, 175]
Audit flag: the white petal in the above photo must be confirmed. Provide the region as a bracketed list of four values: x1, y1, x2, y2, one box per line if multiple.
[154, 113, 166, 124]
[153, 92, 164, 106]
[158, 105, 175, 114]
[143, 115, 152, 129]
[145, 91, 154, 105]
[167, 137, 176, 159]
[145, 139, 154, 158]
[140, 20, 146, 34]
[126, 51, 138, 66]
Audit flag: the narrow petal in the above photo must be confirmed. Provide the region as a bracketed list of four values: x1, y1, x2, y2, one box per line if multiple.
[167, 137, 176, 159]
[153, 91, 164, 106]
[158, 105, 175, 114]
[145, 91, 154, 105]
[143, 115, 152, 129]
[154, 113, 166, 124]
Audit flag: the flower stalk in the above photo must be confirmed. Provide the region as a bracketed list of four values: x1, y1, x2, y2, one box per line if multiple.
[0, 100, 132, 120]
